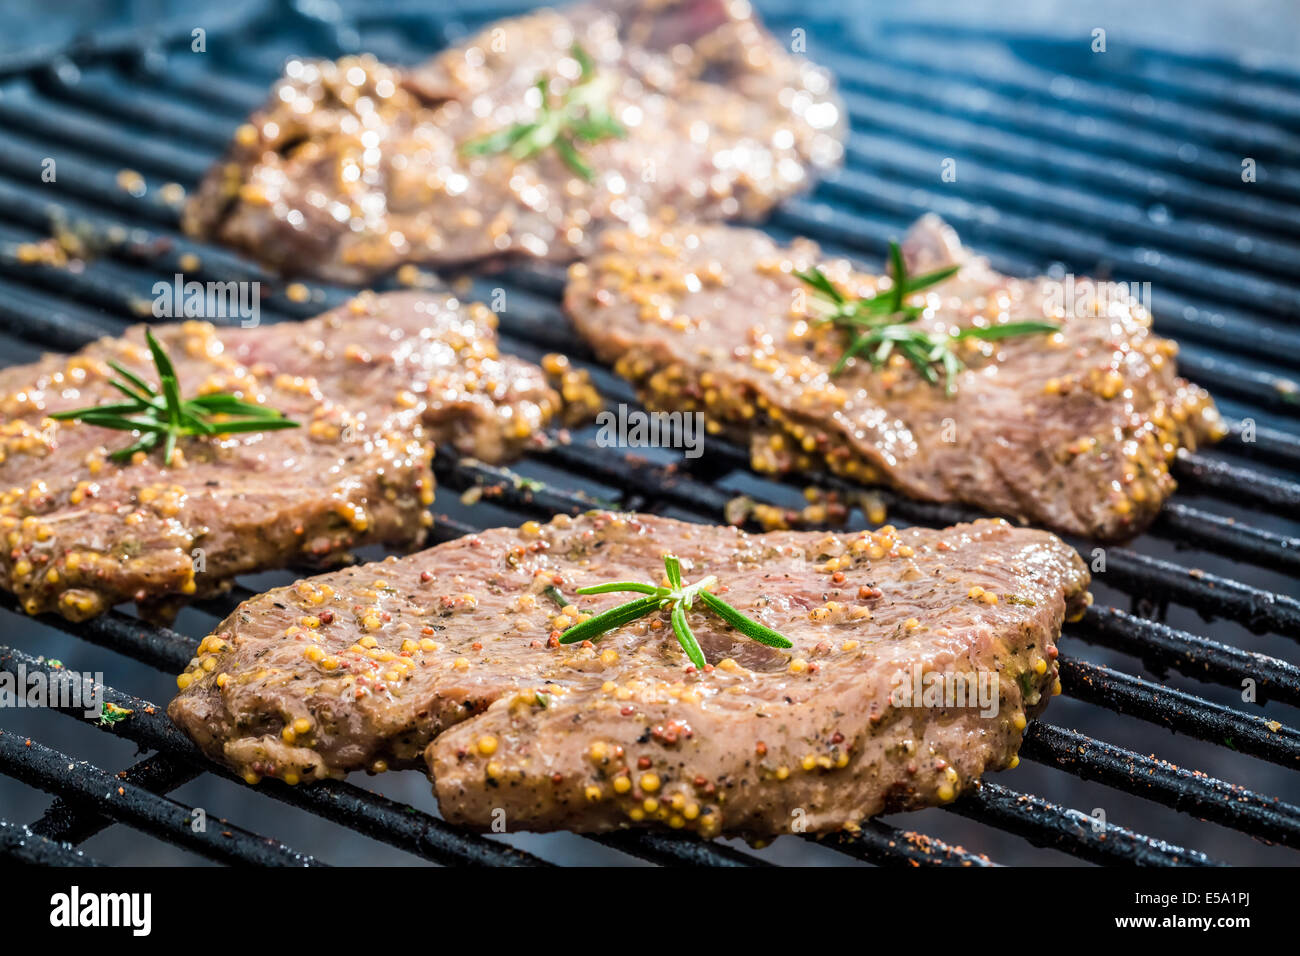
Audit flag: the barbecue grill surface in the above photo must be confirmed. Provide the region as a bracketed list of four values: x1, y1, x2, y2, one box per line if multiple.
[0, 0, 1297, 866]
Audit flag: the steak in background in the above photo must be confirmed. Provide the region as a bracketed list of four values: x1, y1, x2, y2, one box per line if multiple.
[169, 511, 1089, 837]
[565, 217, 1224, 540]
[183, 0, 845, 282]
[0, 291, 564, 622]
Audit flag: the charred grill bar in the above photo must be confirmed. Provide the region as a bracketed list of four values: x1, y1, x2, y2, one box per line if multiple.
[0, 0, 1297, 866]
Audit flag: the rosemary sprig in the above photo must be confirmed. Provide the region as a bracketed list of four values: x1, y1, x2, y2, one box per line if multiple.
[462, 43, 625, 181]
[557, 553, 792, 669]
[795, 241, 1059, 395]
[50, 328, 299, 466]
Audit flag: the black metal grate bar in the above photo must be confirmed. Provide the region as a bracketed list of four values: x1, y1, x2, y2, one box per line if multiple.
[0, 730, 324, 866]
[1068, 606, 1300, 708]
[0, 647, 554, 867]
[0, 818, 104, 866]
[1057, 657, 1300, 768]
[1023, 724, 1300, 848]
[30, 753, 199, 847]
[945, 781, 1219, 867]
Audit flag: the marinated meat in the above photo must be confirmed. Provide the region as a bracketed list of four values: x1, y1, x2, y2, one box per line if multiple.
[564, 217, 1224, 540]
[183, 0, 845, 282]
[0, 291, 562, 622]
[168, 511, 1089, 837]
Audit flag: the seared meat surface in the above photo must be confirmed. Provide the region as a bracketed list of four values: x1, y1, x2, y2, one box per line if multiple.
[565, 217, 1224, 540]
[0, 292, 562, 621]
[183, 0, 844, 282]
[169, 512, 1089, 837]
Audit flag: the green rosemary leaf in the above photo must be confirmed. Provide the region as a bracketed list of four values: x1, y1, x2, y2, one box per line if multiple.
[557, 595, 662, 645]
[575, 581, 662, 596]
[463, 122, 536, 156]
[105, 376, 156, 407]
[144, 328, 177, 381]
[571, 42, 595, 80]
[65, 412, 167, 433]
[553, 135, 594, 181]
[184, 394, 282, 416]
[670, 602, 706, 670]
[888, 240, 907, 312]
[696, 590, 794, 648]
[49, 401, 142, 420]
[107, 359, 157, 398]
[952, 321, 1062, 340]
[793, 266, 845, 306]
[543, 585, 569, 609]
[901, 262, 961, 294]
[201, 418, 301, 434]
[663, 554, 683, 590]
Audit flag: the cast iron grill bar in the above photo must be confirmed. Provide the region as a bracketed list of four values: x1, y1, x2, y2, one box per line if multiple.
[0, 728, 325, 866]
[0, 647, 551, 867]
[832, 97, 1300, 248]
[1068, 606, 1300, 707]
[1056, 657, 1300, 768]
[809, 822, 996, 867]
[857, 29, 1300, 159]
[0, 819, 103, 866]
[1147, 503, 1300, 577]
[1022, 724, 1300, 848]
[1174, 452, 1300, 519]
[30, 753, 199, 846]
[1222, 421, 1300, 472]
[944, 781, 1219, 867]
[815, 45, 1300, 203]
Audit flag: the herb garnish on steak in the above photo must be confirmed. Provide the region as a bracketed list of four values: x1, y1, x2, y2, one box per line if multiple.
[168, 512, 1090, 837]
[0, 291, 567, 622]
[565, 217, 1224, 540]
[183, 0, 845, 281]
[796, 243, 1060, 390]
[557, 551, 793, 668]
[51, 328, 300, 466]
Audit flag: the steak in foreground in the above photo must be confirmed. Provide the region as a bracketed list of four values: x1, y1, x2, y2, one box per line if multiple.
[0, 291, 563, 621]
[565, 217, 1224, 541]
[183, 0, 844, 282]
[169, 512, 1090, 837]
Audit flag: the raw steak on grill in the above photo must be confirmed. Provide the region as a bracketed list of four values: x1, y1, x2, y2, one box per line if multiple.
[183, 0, 845, 282]
[0, 291, 563, 622]
[168, 511, 1090, 837]
[564, 217, 1224, 540]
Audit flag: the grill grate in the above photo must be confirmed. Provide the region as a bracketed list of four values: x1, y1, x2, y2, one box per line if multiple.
[0, 0, 1297, 866]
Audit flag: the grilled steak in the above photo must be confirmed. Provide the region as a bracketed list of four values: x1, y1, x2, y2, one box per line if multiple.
[168, 511, 1089, 837]
[183, 0, 845, 282]
[0, 291, 563, 622]
[564, 217, 1224, 540]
